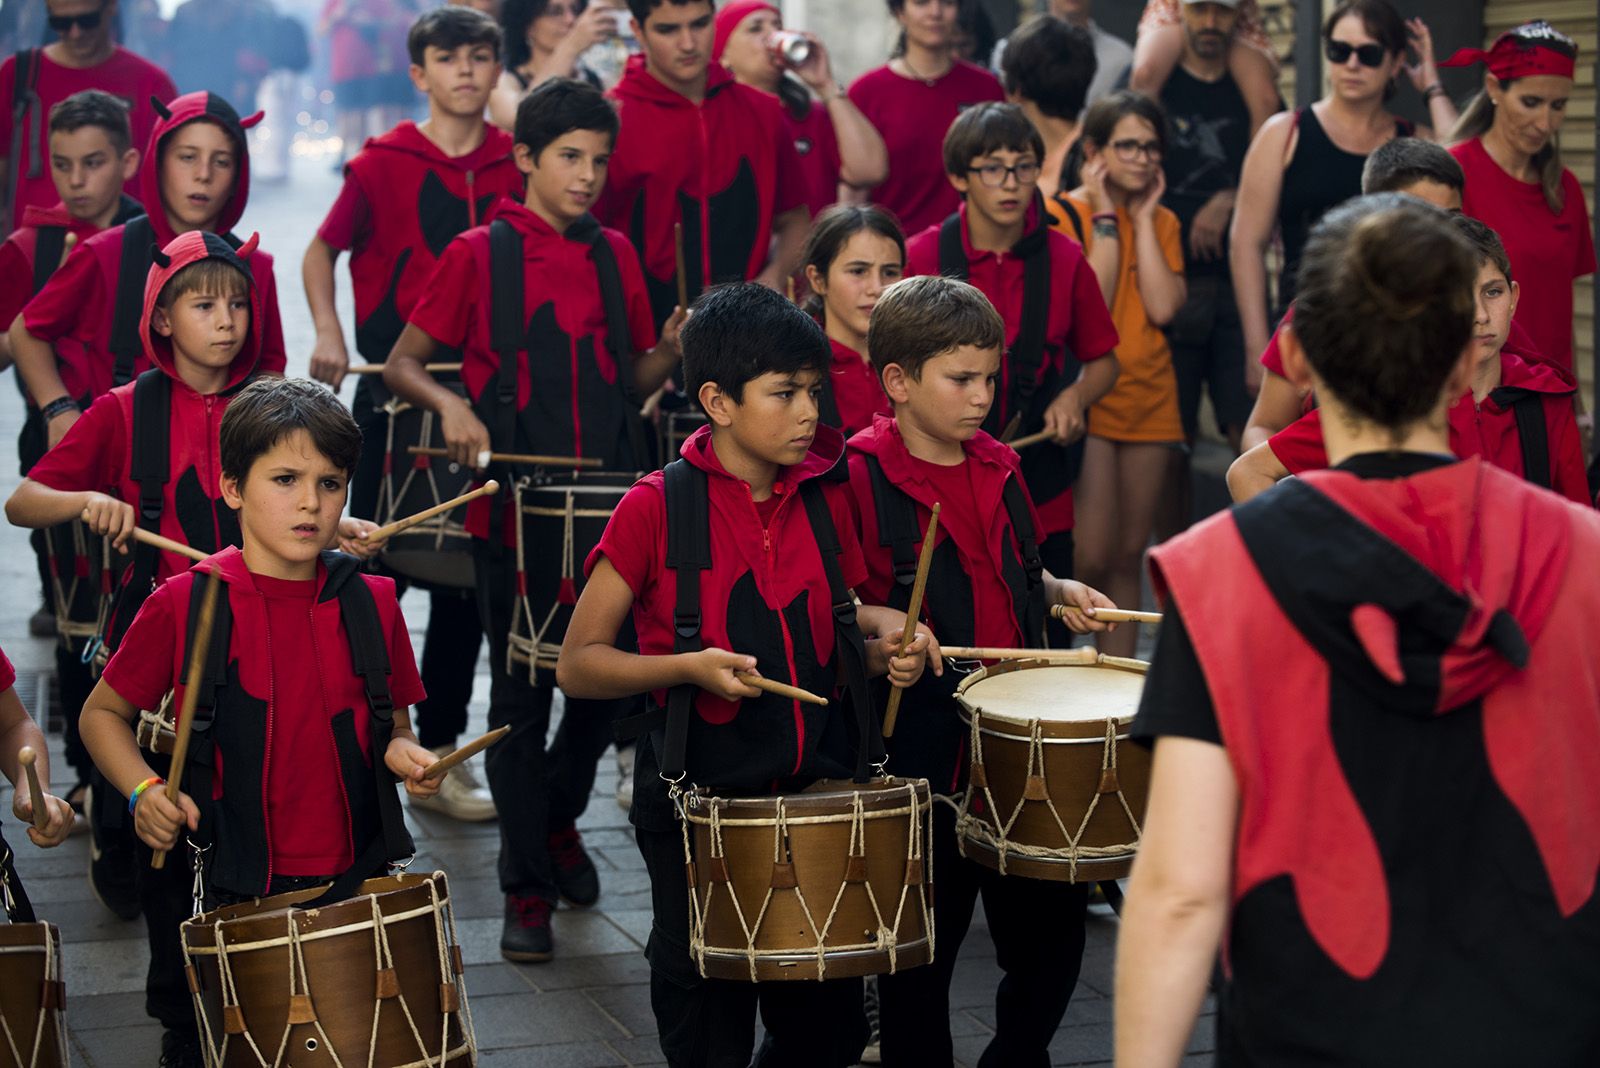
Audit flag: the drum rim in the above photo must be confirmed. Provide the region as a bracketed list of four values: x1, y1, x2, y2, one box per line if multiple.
[180, 870, 450, 945]
[680, 776, 931, 824]
[954, 658, 1146, 740]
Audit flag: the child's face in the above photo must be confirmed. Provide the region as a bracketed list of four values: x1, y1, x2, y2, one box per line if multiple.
[887, 344, 998, 445]
[517, 129, 612, 227]
[159, 121, 238, 233]
[152, 287, 250, 372]
[49, 125, 137, 222]
[1470, 259, 1518, 368]
[810, 229, 903, 344]
[410, 40, 500, 118]
[1393, 177, 1462, 212]
[1092, 114, 1161, 195]
[635, 1, 714, 91]
[951, 146, 1040, 233]
[706, 367, 824, 468]
[222, 430, 350, 579]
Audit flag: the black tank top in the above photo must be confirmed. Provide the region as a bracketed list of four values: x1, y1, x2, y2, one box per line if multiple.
[1276, 106, 1412, 310]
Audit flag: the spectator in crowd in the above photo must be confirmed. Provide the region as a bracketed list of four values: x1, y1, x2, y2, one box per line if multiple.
[999, 13, 1094, 199]
[993, 0, 1130, 111]
[1130, 0, 1280, 137]
[950, 0, 995, 65]
[488, 0, 617, 130]
[165, 0, 305, 112]
[322, 0, 419, 167]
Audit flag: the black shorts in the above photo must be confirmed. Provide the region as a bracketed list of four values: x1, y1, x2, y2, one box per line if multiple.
[1167, 273, 1252, 441]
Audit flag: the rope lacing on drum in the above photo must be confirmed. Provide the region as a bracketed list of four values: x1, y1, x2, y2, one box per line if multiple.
[955, 709, 1141, 880]
[507, 480, 619, 678]
[0, 919, 65, 1068]
[379, 403, 471, 559]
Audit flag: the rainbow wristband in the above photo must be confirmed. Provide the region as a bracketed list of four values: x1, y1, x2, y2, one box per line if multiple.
[128, 776, 165, 815]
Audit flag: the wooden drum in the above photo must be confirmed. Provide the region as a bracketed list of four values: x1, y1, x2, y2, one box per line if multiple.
[681, 777, 934, 982]
[180, 871, 474, 1068]
[0, 921, 67, 1068]
[954, 659, 1150, 882]
[377, 397, 476, 590]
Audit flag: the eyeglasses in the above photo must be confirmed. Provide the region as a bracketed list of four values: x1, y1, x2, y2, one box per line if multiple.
[48, 9, 104, 32]
[967, 160, 1040, 187]
[1325, 39, 1388, 68]
[1109, 139, 1163, 162]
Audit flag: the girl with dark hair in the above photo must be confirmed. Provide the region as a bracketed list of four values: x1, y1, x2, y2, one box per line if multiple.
[800, 205, 905, 436]
[1444, 21, 1594, 377]
[1052, 89, 1185, 658]
[487, 0, 615, 129]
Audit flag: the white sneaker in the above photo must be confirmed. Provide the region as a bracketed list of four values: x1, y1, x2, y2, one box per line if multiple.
[409, 745, 498, 822]
[615, 745, 635, 811]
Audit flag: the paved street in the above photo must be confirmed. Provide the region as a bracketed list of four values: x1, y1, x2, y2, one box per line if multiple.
[0, 151, 1218, 1066]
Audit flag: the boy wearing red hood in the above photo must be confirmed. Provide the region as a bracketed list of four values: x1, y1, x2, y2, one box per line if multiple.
[1227, 215, 1590, 506]
[10, 89, 288, 454]
[597, 0, 810, 330]
[1119, 195, 1600, 1064]
[387, 78, 680, 963]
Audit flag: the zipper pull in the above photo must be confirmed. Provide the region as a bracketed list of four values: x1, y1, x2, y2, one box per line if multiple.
[467, 169, 477, 225]
[762, 529, 772, 554]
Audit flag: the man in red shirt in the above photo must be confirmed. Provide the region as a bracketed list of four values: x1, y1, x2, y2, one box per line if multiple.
[0, 0, 177, 232]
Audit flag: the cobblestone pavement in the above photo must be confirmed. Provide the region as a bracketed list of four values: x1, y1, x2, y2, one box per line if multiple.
[0, 152, 1219, 1066]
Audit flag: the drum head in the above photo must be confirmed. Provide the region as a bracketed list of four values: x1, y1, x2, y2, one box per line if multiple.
[956, 660, 1146, 729]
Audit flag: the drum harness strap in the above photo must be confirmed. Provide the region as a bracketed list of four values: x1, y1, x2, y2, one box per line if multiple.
[178, 558, 411, 912]
[616, 459, 879, 789]
[1491, 385, 1553, 491]
[0, 828, 37, 924]
[3, 49, 43, 233]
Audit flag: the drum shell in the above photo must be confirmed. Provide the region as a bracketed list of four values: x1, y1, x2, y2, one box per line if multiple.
[955, 661, 1150, 882]
[0, 921, 67, 1068]
[379, 397, 477, 590]
[180, 872, 473, 1068]
[684, 777, 934, 982]
[44, 519, 122, 652]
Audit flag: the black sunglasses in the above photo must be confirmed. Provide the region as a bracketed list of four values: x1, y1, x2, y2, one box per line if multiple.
[1325, 39, 1388, 68]
[48, 9, 105, 32]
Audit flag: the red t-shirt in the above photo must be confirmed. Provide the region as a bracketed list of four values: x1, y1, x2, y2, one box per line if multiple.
[827, 337, 889, 438]
[0, 47, 176, 224]
[847, 61, 1005, 236]
[0, 645, 14, 693]
[784, 97, 843, 221]
[1453, 137, 1597, 374]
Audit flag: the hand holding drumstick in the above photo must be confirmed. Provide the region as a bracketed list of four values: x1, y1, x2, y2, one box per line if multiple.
[12, 746, 73, 848]
[1047, 578, 1120, 635]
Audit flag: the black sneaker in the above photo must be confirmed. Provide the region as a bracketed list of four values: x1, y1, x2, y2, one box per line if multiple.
[159, 1029, 204, 1068]
[86, 784, 141, 921]
[28, 605, 55, 639]
[548, 823, 600, 908]
[860, 975, 882, 1064]
[501, 894, 554, 962]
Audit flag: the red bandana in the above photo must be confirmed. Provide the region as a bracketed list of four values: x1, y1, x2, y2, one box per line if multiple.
[1440, 22, 1577, 82]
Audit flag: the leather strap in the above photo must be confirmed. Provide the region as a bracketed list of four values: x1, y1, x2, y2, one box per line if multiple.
[109, 216, 155, 388]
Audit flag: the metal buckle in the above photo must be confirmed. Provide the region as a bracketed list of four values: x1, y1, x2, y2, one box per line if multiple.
[186, 838, 212, 918]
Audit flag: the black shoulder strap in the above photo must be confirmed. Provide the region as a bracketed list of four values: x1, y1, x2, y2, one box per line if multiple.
[106, 369, 172, 649]
[1000, 472, 1046, 643]
[482, 217, 525, 493]
[31, 224, 67, 295]
[110, 216, 155, 388]
[1008, 229, 1054, 428]
[657, 458, 710, 782]
[181, 569, 233, 860]
[1051, 193, 1086, 246]
[11, 49, 43, 182]
[1502, 390, 1552, 490]
[0, 829, 38, 923]
[937, 212, 969, 281]
[587, 225, 651, 469]
[864, 453, 918, 611]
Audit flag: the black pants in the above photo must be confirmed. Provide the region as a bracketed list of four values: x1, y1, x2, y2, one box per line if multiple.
[876, 803, 1089, 1068]
[631, 742, 870, 1068]
[474, 538, 615, 899]
[1041, 529, 1076, 650]
[129, 752, 199, 1037]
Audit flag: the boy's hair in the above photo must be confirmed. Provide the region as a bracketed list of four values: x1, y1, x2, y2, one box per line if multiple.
[868, 275, 1005, 382]
[515, 78, 618, 160]
[48, 90, 132, 154]
[627, 0, 706, 24]
[220, 378, 364, 481]
[1450, 214, 1513, 285]
[1293, 193, 1475, 431]
[681, 283, 830, 403]
[942, 102, 1045, 178]
[1360, 137, 1464, 196]
[157, 258, 252, 309]
[1001, 16, 1096, 122]
[408, 5, 502, 66]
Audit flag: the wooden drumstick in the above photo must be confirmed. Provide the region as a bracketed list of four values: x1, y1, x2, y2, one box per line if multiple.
[348, 363, 463, 375]
[998, 413, 1023, 444]
[129, 526, 208, 563]
[407, 446, 603, 470]
[1051, 605, 1163, 625]
[362, 480, 500, 543]
[18, 746, 48, 832]
[1007, 429, 1054, 451]
[674, 222, 689, 312]
[152, 569, 223, 870]
[940, 646, 1100, 664]
[422, 725, 511, 779]
[735, 672, 828, 707]
[883, 503, 940, 738]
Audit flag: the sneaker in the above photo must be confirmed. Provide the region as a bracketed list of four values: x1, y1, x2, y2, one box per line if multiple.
[86, 784, 141, 921]
[860, 975, 882, 1064]
[407, 745, 497, 822]
[615, 744, 635, 811]
[65, 781, 89, 837]
[159, 1029, 204, 1068]
[28, 605, 55, 639]
[548, 823, 600, 907]
[501, 893, 554, 962]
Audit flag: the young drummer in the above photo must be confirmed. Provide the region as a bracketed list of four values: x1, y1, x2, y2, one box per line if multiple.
[386, 78, 679, 962]
[598, 0, 809, 330]
[1229, 214, 1589, 505]
[1119, 192, 1600, 1065]
[10, 89, 288, 453]
[903, 102, 1119, 623]
[0, 643, 75, 851]
[846, 274, 1117, 1067]
[306, 5, 521, 818]
[557, 283, 935, 1067]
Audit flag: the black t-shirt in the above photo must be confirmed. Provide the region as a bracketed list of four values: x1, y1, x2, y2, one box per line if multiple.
[1132, 451, 1457, 747]
[1160, 64, 1252, 277]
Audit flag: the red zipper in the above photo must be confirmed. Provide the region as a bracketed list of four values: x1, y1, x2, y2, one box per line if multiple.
[695, 108, 711, 289]
[466, 169, 478, 227]
[569, 245, 583, 456]
[259, 588, 275, 893]
[307, 598, 356, 870]
[204, 395, 220, 550]
[747, 488, 806, 775]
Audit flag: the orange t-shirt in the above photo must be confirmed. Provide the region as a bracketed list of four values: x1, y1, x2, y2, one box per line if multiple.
[1048, 195, 1184, 443]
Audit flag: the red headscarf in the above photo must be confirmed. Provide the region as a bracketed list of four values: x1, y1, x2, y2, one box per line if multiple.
[712, 0, 779, 63]
[1440, 21, 1577, 82]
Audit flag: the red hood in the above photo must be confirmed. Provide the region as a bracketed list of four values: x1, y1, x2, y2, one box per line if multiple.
[194, 544, 356, 602]
[141, 230, 264, 391]
[679, 419, 845, 485]
[614, 52, 737, 109]
[1496, 346, 1576, 397]
[139, 91, 263, 246]
[356, 120, 517, 175]
[847, 412, 1020, 484]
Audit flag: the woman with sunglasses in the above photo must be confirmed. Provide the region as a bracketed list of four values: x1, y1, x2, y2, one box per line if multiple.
[487, 0, 616, 129]
[1229, 0, 1455, 403]
[1443, 21, 1593, 380]
[1052, 89, 1185, 658]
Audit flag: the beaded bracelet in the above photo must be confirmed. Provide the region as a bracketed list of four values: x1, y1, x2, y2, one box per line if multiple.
[1091, 211, 1119, 223]
[128, 776, 165, 815]
[40, 395, 79, 422]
